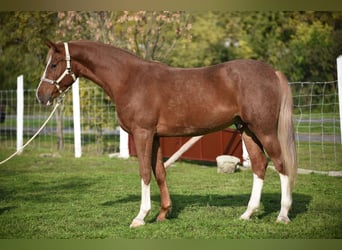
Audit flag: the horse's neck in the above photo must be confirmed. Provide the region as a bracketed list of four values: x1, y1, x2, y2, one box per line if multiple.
[72, 42, 136, 101]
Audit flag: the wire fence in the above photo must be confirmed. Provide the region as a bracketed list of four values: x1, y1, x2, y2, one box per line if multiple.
[0, 85, 119, 156]
[290, 80, 341, 170]
[0, 80, 341, 170]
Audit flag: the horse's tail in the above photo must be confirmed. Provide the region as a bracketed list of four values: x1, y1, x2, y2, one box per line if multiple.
[276, 71, 297, 191]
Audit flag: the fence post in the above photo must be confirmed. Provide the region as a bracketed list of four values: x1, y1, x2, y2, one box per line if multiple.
[16, 75, 24, 154]
[72, 78, 82, 158]
[337, 56, 342, 143]
[119, 127, 129, 158]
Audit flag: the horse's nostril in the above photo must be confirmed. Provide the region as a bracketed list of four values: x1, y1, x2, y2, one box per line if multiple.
[36, 92, 53, 106]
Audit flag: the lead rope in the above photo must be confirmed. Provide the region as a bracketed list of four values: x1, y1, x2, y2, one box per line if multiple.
[0, 96, 66, 165]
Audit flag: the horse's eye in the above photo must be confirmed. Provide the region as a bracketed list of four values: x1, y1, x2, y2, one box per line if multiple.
[50, 64, 57, 69]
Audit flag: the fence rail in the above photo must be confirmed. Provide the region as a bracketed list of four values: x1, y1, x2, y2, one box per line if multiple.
[0, 79, 341, 170]
[0, 84, 119, 156]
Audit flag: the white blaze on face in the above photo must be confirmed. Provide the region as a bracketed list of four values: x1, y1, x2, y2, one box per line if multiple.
[36, 56, 52, 103]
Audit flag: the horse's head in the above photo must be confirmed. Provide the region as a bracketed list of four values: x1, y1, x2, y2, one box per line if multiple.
[36, 41, 77, 105]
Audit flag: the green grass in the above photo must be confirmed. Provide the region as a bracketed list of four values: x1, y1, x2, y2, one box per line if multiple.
[0, 133, 120, 156]
[0, 148, 341, 239]
[296, 142, 341, 171]
[1, 137, 340, 172]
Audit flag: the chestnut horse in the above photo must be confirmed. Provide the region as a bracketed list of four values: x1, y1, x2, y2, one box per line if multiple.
[36, 40, 297, 227]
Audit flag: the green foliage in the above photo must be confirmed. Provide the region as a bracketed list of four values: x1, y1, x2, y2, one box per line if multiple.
[167, 11, 341, 83]
[0, 12, 58, 90]
[55, 11, 192, 61]
[114, 11, 192, 60]
[1, 11, 341, 90]
[284, 19, 334, 81]
[167, 12, 228, 67]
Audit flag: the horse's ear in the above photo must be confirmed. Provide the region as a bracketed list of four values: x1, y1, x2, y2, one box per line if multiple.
[45, 40, 58, 52]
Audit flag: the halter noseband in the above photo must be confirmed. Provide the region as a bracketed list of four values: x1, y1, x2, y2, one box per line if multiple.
[41, 42, 77, 94]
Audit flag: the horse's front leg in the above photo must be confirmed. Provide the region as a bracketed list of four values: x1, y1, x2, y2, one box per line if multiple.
[152, 137, 172, 221]
[130, 129, 154, 228]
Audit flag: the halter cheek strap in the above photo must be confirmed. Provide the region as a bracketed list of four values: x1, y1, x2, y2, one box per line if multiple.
[40, 42, 77, 94]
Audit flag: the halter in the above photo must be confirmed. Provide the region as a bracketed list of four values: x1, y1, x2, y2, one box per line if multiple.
[40, 42, 77, 94]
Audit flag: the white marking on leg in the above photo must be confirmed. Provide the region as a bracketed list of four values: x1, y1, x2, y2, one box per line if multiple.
[277, 173, 292, 223]
[242, 139, 251, 167]
[130, 179, 151, 228]
[240, 174, 264, 220]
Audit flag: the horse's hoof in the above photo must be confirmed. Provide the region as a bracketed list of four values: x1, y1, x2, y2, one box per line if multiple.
[276, 216, 290, 224]
[156, 216, 167, 222]
[130, 218, 145, 228]
[239, 213, 251, 221]
[156, 206, 172, 222]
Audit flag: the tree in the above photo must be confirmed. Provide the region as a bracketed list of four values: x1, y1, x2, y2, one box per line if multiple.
[56, 11, 192, 60]
[167, 12, 229, 67]
[1, 11, 340, 89]
[0, 12, 58, 90]
[285, 20, 334, 81]
[115, 11, 192, 60]
[227, 11, 340, 82]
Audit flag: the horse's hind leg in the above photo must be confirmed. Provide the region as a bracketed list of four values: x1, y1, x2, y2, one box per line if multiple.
[256, 133, 292, 223]
[277, 173, 292, 223]
[240, 132, 268, 220]
[152, 137, 172, 222]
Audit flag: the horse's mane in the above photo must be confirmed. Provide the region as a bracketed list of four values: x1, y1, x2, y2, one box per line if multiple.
[70, 40, 167, 67]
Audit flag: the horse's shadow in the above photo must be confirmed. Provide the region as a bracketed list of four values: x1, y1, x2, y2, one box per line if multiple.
[0, 206, 17, 215]
[102, 192, 311, 221]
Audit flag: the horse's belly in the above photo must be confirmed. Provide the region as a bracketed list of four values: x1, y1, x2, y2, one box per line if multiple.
[156, 110, 236, 137]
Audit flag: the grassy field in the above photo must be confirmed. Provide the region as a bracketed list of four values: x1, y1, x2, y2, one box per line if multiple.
[296, 142, 341, 171]
[0, 147, 341, 239]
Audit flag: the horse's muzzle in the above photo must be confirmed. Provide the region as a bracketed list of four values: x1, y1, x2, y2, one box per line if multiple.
[36, 92, 54, 106]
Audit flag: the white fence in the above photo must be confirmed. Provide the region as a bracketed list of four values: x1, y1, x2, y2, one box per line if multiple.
[0, 80, 120, 156]
[0, 77, 341, 170]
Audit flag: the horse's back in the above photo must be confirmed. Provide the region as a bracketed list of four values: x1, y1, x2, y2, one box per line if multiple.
[153, 59, 281, 136]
